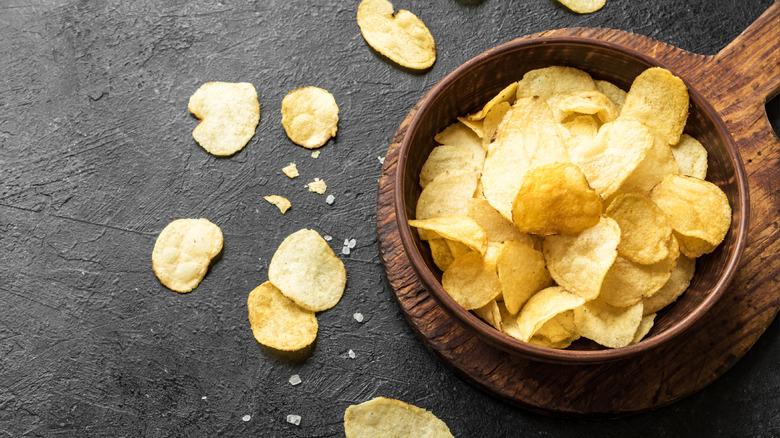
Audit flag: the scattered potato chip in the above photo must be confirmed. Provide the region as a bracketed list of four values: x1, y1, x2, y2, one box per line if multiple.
[281, 87, 339, 149]
[543, 217, 621, 300]
[606, 194, 674, 264]
[356, 0, 436, 70]
[595, 80, 627, 113]
[247, 281, 318, 351]
[573, 299, 643, 348]
[631, 313, 656, 344]
[473, 299, 503, 331]
[188, 82, 260, 156]
[408, 216, 488, 255]
[482, 101, 512, 151]
[282, 163, 299, 178]
[456, 117, 484, 138]
[466, 82, 519, 121]
[152, 218, 223, 293]
[344, 397, 453, 438]
[557, 0, 606, 13]
[621, 67, 689, 145]
[671, 134, 708, 179]
[515, 66, 598, 111]
[419, 145, 481, 188]
[650, 174, 731, 257]
[268, 229, 346, 312]
[556, 90, 618, 123]
[428, 238, 455, 271]
[643, 254, 695, 315]
[515, 287, 586, 342]
[511, 163, 602, 236]
[441, 248, 501, 310]
[498, 240, 553, 314]
[610, 135, 679, 201]
[306, 178, 327, 194]
[264, 195, 292, 214]
[599, 254, 677, 307]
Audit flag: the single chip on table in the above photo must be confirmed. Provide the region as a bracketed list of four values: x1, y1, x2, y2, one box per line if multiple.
[152, 218, 223, 293]
[573, 299, 644, 348]
[511, 162, 603, 236]
[281, 87, 339, 149]
[441, 247, 502, 310]
[515, 286, 586, 342]
[606, 194, 674, 264]
[247, 281, 318, 351]
[598, 252, 678, 308]
[631, 313, 656, 344]
[543, 217, 621, 300]
[419, 145, 482, 188]
[264, 195, 292, 214]
[643, 254, 696, 315]
[595, 80, 627, 113]
[498, 240, 552, 315]
[465, 82, 519, 121]
[557, 0, 606, 13]
[473, 299, 503, 331]
[268, 229, 346, 312]
[356, 0, 436, 70]
[408, 216, 488, 255]
[188, 82, 260, 156]
[515, 66, 598, 112]
[671, 134, 708, 179]
[344, 397, 453, 438]
[649, 174, 731, 258]
[555, 90, 618, 123]
[282, 163, 299, 178]
[621, 67, 689, 145]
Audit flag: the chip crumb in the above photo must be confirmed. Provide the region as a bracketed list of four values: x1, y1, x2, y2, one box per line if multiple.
[324, 235, 333, 241]
[378, 156, 385, 164]
[326, 194, 335, 205]
[289, 374, 302, 386]
[242, 415, 251, 422]
[311, 150, 321, 158]
[286, 414, 301, 426]
[264, 195, 292, 214]
[306, 178, 327, 194]
[353, 312, 364, 322]
[282, 163, 299, 178]
[348, 349, 356, 359]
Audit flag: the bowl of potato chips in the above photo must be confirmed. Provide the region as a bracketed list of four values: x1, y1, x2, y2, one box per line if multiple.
[395, 37, 749, 363]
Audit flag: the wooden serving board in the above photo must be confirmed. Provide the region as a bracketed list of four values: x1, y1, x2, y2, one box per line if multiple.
[376, 5, 779, 416]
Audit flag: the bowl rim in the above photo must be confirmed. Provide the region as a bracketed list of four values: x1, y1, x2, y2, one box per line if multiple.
[394, 35, 750, 364]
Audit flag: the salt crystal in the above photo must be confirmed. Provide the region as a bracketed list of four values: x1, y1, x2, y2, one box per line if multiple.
[348, 239, 357, 248]
[324, 235, 333, 241]
[326, 194, 335, 205]
[242, 415, 251, 422]
[353, 312, 364, 323]
[348, 349, 356, 359]
[201, 396, 207, 400]
[377, 156, 385, 164]
[341, 246, 351, 255]
[287, 414, 301, 426]
[288, 374, 301, 386]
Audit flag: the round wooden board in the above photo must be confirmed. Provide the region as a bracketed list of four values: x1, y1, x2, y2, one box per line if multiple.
[376, 10, 779, 417]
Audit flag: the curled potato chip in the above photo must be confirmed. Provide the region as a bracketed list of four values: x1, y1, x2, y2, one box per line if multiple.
[281, 87, 339, 149]
[557, 0, 606, 14]
[516, 66, 598, 111]
[268, 229, 346, 312]
[498, 301, 522, 340]
[497, 240, 553, 314]
[445, 239, 472, 259]
[543, 217, 621, 300]
[531, 311, 580, 348]
[482, 101, 512, 152]
[621, 67, 689, 145]
[247, 281, 318, 351]
[672, 134, 708, 179]
[610, 135, 679, 201]
[456, 117, 484, 138]
[573, 299, 644, 348]
[416, 169, 479, 239]
[556, 90, 618, 123]
[595, 80, 627, 113]
[264, 195, 291, 214]
[344, 397, 453, 438]
[650, 174, 731, 257]
[434, 121, 485, 162]
[188, 82, 260, 156]
[419, 145, 482, 188]
[631, 313, 656, 344]
[599, 254, 677, 307]
[442, 247, 501, 310]
[473, 299, 503, 331]
[408, 216, 488, 255]
[356, 0, 436, 70]
[467, 198, 534, 245]
[152, 218, 223, 293]
[606, 194, 674, 264]
[561, 114, 599, 139]
[515, 287, 586, 342]
[466, 82, 519, 121]
[428, 238, 455, 271]
[643, 254, 696, 315]
[511, 162, 602, 236]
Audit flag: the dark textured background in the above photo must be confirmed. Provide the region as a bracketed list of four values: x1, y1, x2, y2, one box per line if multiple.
[1, 0, 778, 436]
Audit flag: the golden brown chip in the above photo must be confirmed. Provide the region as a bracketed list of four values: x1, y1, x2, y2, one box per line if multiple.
[408, 216, 488, 256]
[497, 240, 553, 315]
[643, 254, 696, 315]
[356, 0, 436, 70]
[344, 397, 453, 438]
[515, 66, 598, 111]
[482, 101, 512, 152]
[152, 218, 223, 293]
[515, 287, 586, 342]
[595, 80, 627, 113]
[649, 174, 731, 257]
[466, 82, 519, 121]
[610, 135, 679, 201]
[473, 299, 503, 331]
[428, 238, 455, 271]
[466, 198, 534, 245]
[281, 87, 339, 149]
[556, 90, 618, 123]
[671, 134, 708, 179]
[631, 313, 656, 344]
[621, 67, 689, 145]
[247, 281, 318, 351]
[282, 163, 299, 178]
[543, 217, 621, 300]
[268, 229, 346, 312]
[511, 162, 602, 236]
[441, 248, 501, 310]
[188, 82, 260, 156]
[557, 0, 606, 13]
[599, 254, 677, 307]
[606, 194, 674, 264]
[573, 299, 644, 348]
[419, 145, 482, 188]
[264, 195, 292, 214]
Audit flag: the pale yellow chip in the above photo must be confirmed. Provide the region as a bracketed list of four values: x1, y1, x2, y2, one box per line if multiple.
[433, 121, 486, 164]
[445, 239, 472, 259]
[511, 162, 602, 236]
[497, 240, 553, 315]
[482, 101, 512, 152]
[408, 216, 488, 256]
[473, 299, 503, 331]
[556, 90, 618, 123]
[610, 135, 679, 201]
[631, 313, 656, 344]
[543, 217, 621, 300]
[466, 82, 519, 121]
[188, 82, 260, 156]
[621, 67, 689, 145]
[441, 247, 501, 310]
[515, 287, 586, 342]
[606, 194, 674, 264]
[671, 134, 708, 179]
[282, 163, 299, 178]
[557, 0, 606, 13]
[466, 198, 534, 245]
[247, 281, 317, 351]
[515, 66, 598, 111]
[306, 178, 327, 194]
[281, 87, 339, 149]
[264, 195, 292, 214]
[599, 254, 677, 307]
[344, 397, 453, 438]
[415, 170, 480, 239]
[456, 117, 484, 138]
[561, 114, 600, 140]
[649, 174, 731, 257]
[643, 254, 696, 315]
[595, 80, 627, 113]
[498, 301, 522, 340]
[573, 299, 644, 348]
[428, 238, 455, 271]
[531, 311, 580, 348]
[152, 218, 223, 293]
[268, 229, 346, 312]
[356, 0, 436, 70]
[419, 145, 482, 188]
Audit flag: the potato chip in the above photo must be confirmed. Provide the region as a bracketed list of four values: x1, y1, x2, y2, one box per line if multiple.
[498, 301, 522, 340]
[515, 66, 598, 111]
[650, 174, 731, 257]
[573, 299, 643, 348]
[599, 254, 677, 307]
[497, 240, 553, 314]
[408, 216, 488, 255]
[445, 239, 472, 259]
[610, 135, 679, 201]
[595, 80, 627, 113]
[606, 194, 674, 264]
[282, 163, 299, 178]
[152, 218, 223, 293]
[631, 313, 656, 344]
[419, 145, 482, 188]
[557, 0, 606, 14]
[466, 198, 534, 245]
[531, 312, 579, 348]
[264, 195, 292, 214]
[621, 67, 689, 145]
[643, 254, 695, 315]
[456, 117, 484, 138]
[481, 101, 512, 152]
[473, 299, 503, 331]
[511, 162, 602, 236]
[561, 114, 600, 139]
[306, 178, 327, 194]
[543, 217, 621, 300]
[515, 287, 586, 342]
[188, 82, 260, 156]
[268, 229, 346, 312]
[466, 82, 519, 121]
[344, 397, 453, 438]
[247, 281, 317, 351]
[434, 121, 485, 163]
[428, 238, 455, 271]
[416, 170, 480, 239]
[281, 87, 339, 149]
[671, 134, 708, 179]
[441, 248, 501, 310]
[356, 0, 436, 70]
[556, 90, 618, 123]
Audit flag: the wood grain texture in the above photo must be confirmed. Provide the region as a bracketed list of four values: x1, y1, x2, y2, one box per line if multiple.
[377, 4, 780, 416]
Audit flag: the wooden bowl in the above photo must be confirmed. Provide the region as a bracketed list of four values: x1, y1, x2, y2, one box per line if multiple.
[394, 37, 750, 364]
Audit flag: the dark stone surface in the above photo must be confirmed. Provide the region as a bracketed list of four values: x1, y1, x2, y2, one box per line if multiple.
[0, 0, 777, 436]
